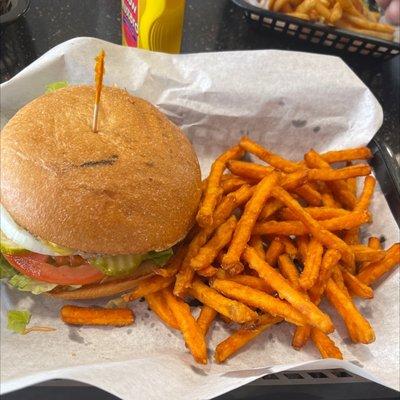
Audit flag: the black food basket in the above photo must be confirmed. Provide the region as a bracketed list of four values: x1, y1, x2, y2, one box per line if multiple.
[232, 0, 400, 60]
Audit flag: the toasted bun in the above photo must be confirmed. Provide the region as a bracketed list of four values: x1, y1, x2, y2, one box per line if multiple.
[1, 85, 201, 254]
[48, 260, 157, 300]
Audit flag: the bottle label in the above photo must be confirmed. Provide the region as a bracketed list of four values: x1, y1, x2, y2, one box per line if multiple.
[122, 0, 139, 47]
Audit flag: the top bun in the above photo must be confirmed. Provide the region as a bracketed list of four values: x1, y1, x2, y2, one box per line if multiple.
[1, 85, 201, 254]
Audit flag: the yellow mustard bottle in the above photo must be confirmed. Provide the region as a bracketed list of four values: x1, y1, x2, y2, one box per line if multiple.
[121, 0, 185, 53]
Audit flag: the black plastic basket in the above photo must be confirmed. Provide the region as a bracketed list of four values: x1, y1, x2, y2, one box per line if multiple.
[232, 0, 400, 60]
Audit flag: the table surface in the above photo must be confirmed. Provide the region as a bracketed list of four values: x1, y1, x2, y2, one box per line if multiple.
[1, 0, 399, 161]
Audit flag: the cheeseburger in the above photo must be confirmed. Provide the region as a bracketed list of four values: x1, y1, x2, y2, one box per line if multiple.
[0, 85, 201, 299]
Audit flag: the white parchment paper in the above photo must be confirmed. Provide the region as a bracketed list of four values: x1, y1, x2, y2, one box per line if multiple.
[0, 37, 398, 399]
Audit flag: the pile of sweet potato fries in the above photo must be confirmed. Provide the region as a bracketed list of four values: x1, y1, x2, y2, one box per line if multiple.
[61, 136, 400, 365]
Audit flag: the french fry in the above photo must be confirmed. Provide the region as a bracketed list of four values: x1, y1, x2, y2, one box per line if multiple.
[164, 289, 207, 364]
[307, 165, 371, 181]
[259, 198, 284, 220]
[216, 270, 275, 294]
[330, 1, 343, 22]
[190, 216, 237, 270]
[211, 279, 308, 326]
[343, 13, 395, 34]
[60, 305, 134, 326]
[319, 147, 372, 163]
[249, 235, 266, 259]
[273, 0, 292, 11]
[222, 172, 279, 273]
[215, 314, 282, 363]
[145, 291, 179, 330]
[196, 265, 218, 277]
[265, 237, 285, 266]
[335, 20, 394, 41]
[239, 136, 301, 173]
[296, 0, 317, 13]
[197, 145, 244, 227]
[350, 245, 385, 263]
[336, 0, 364, 17]
[197, 305, 218, 336]
[243, 247, 334, 333]
[189, 279, 258, 323]
[309, 249, 341, 304]
[227, 160, 273, 180]
[357, 244, 400, 286]
[325, 279, 375, 343]
[315, 0, 333, 20]
[300, 237, 323, 290]
[281, 207, 349, 221]
[271, 186, 355, 268]
[341, 268, 373, 299]
[287, 12, 311, 20]
[304, 150, 357, 210]
[123, 275, 174, 302]
[311, 328, 343, 359]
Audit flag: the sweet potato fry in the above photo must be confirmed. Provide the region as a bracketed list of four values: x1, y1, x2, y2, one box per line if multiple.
[300, 238, 323, 290]
[211, 279, 308, 326]
[221, 177, 249, 194]
[325, 279, 375, 344]
[281, 171, 309, 191]
[357, 244, 400, 286]
[280, 236, 298, 258]
[145, 291, 179, 330]
[293, 184, 323, 206]
[215, 314, 282, 363]
[281, 207, 349, 221]
[60, 305, 134, 327]
[320, 147, 372, 163]
[189, 279, 258, 323]
[341, 268, 373, 299]
[350, 245, 385, 263]
[190, 216, 237, 270]
[304, 150, 357, 210]
[271, 186, 355, 268]
[164, 289, 207, 364]
[227, 160, 273, 180]
[311, 328, 343, 359]
[359, 237, 381, 272]
[197, 305, 218, 336]
[278, 254, 301, 290]
[153, 245, 187, 278]
[123, 275, 174, 302]
[308, 249, 341, 304]
[296, 235, 309, 262]
[292, 325, 311, 350]
[239, 136, 301, 173]
[249, 235, 266, 259]
[243, 247, 334, 333]
[259, 198, 284, 220]
[265, 237, 285, 266]
[216, 269, 275, 294]
[331, 264, 350, 297]
[196, 265, 218, 277]
[197, 145, 244, 227]
[307, 165, 371, 181]
[223, 172, 279, 273]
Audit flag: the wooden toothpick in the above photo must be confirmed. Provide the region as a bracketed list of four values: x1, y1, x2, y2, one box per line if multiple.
[92, 49, 105, 133]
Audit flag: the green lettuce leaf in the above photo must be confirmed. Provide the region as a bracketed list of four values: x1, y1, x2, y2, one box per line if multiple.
[45, 81, 68, 93]
[0, 255, 16, 279]
[8, 274, 57, 295]
[7, 310, 31, 334]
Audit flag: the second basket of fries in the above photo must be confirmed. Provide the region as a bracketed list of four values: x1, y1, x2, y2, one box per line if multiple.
[234, 0, 399, 59]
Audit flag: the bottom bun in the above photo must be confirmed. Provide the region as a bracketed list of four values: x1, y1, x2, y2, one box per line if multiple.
[48, 260, 157, 300]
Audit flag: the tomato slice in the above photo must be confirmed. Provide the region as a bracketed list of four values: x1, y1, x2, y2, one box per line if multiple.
[4, 253, 105, 285]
